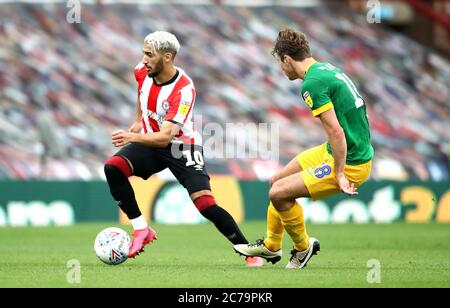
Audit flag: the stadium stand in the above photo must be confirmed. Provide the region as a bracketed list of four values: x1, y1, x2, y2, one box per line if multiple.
[0, 1, 449, 180]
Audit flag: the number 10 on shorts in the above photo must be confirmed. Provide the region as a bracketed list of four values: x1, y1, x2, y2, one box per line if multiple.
[182, 150, 204, 167]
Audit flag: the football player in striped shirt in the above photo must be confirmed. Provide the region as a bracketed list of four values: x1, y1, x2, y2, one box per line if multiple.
[104, 31, 262, 267]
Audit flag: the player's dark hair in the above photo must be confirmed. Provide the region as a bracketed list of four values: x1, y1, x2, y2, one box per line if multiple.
[272, 28, 312, 61]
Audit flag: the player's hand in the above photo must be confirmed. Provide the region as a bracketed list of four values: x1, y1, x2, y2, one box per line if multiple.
[112, 130, 136, 147]
[336, 173, 358, 196]
[128, 121, 142, 133]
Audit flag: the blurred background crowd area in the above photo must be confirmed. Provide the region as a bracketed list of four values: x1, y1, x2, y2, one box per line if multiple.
[0, 0, 449, 181]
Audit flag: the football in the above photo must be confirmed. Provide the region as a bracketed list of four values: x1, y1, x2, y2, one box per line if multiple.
[94, 227, 130, 265]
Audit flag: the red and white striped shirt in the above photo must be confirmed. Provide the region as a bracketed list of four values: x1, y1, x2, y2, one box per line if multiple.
[134, 63, 202, 145]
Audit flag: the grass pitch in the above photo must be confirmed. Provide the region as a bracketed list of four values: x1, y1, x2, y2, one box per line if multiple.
[1, 222, 449, 288]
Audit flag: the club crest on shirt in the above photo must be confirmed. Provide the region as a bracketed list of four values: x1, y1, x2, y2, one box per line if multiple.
[162, 100, 170, 111]
[303, 91, 313, 108]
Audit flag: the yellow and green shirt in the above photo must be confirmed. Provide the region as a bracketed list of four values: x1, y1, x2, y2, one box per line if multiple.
[301, 61, 374, 165]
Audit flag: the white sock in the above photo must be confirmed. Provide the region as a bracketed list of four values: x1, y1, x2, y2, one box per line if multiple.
[130, 215, 148, 230]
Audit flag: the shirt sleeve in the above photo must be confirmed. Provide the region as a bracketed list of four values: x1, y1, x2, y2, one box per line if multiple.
[301, 78, 333, 117]
[165, 86, 196, 125]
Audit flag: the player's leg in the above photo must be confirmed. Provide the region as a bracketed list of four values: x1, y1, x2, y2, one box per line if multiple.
[104, 143, 165, 257]
[236, 144, 372, 268]
[232, 157, 304, 263]
[234, 144, 326, 265]
[268, 144, 331, 253]
[270, 173, 310, 241]
[269, 154, 305, 186]
[165, 144, 264, 265]
[104, 143, 165, 222]
[165, 144, 249, 245]
[270, 156, 372, 269]
[190, 190, 264, 267]
[189, 189, 250, 245]
[234, 172, 311, 263]
[269, 172, 322, 269]
[260, 144, 328, 253]
[264, 156, 304, 253]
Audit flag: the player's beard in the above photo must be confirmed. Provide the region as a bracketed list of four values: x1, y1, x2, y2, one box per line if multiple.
[285, 67, 297, 80]
[147, 58, 164, 78]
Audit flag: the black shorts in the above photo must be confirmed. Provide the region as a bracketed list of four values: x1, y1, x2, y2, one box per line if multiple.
[114, 143, 211, 195]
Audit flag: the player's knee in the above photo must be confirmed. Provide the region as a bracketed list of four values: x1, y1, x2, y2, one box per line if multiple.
[104, 164, 117, 180]
[104, 156, 133, 178]
[193, 194, 217, 212]
[269, 175, 279, 188]
[269, 183, 284, 204]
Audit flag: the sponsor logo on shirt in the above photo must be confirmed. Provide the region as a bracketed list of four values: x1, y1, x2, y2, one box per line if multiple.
[147, 110, 164, 125]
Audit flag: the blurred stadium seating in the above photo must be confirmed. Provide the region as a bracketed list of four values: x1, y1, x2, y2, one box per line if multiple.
[0, 1, 449, 181]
